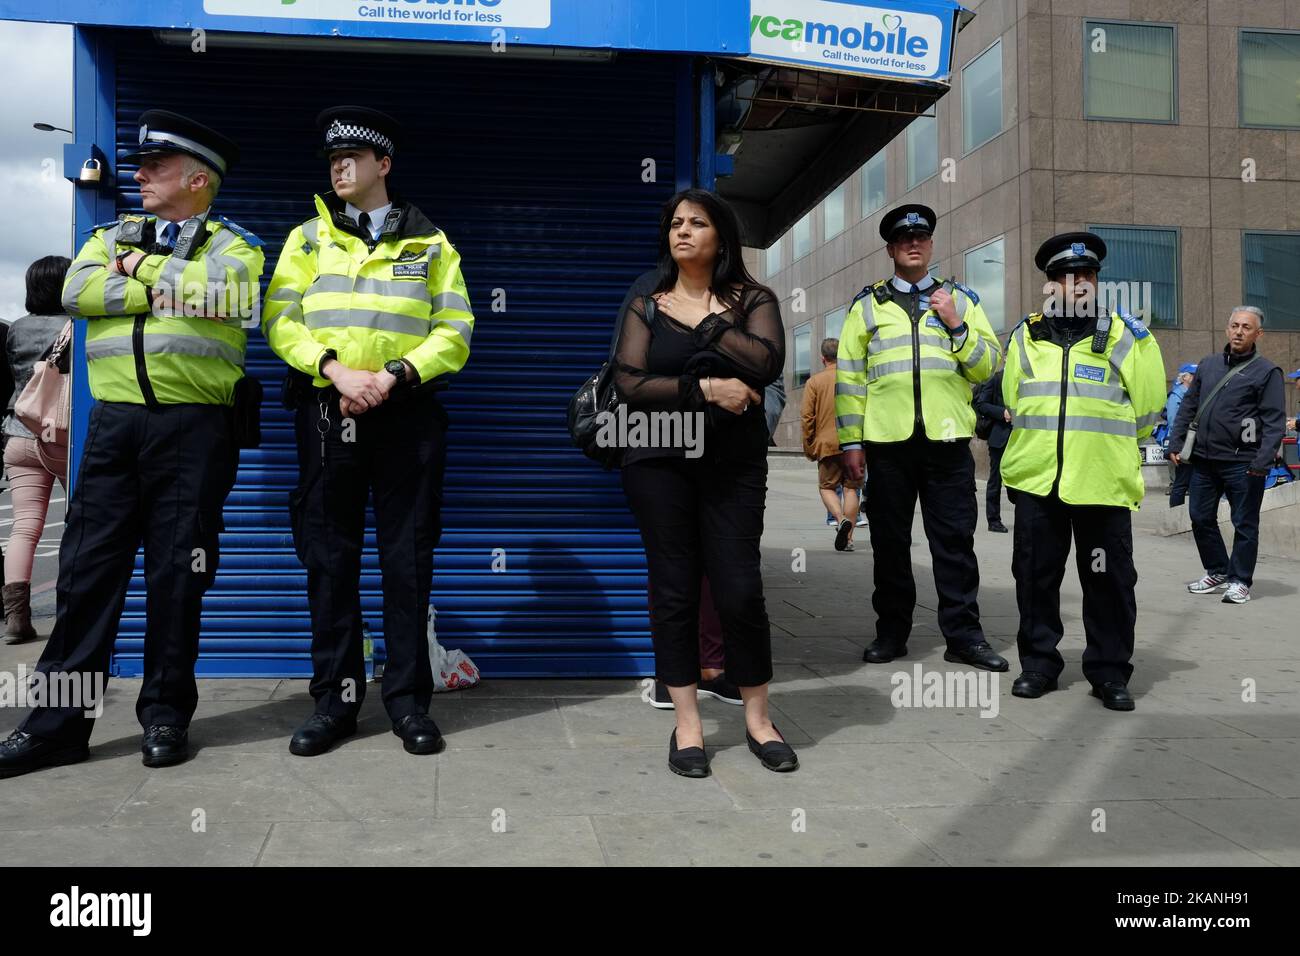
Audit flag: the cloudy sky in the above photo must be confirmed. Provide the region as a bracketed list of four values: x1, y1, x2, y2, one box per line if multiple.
[0, 21, 72, 320]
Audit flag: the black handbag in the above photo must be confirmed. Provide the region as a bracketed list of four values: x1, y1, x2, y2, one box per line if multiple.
[567, 296, 654, 469]
[974, 413, 995, 441]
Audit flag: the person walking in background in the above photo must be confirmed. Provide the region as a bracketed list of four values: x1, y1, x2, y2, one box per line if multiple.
[802, 337, 858, 551]
[614, 188, 796, 776]
[2, 256, 71, 643]
[1286, 368, 1300, 433]
[974, 367, 1011, 533]
[1164, 364, 1197, 506]
[1169, 307, 1285, 605]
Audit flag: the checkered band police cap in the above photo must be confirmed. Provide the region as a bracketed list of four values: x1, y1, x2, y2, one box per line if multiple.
[316, 106, 402, 158]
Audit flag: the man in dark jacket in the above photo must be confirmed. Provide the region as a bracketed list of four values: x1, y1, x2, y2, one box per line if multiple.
[975, 368, 1011, 533]
[1169, 306, 1286, 604]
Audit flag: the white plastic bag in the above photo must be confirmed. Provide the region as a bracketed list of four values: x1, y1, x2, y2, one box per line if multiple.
[427, 604, 481, 692]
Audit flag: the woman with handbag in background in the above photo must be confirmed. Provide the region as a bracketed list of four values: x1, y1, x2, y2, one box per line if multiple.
[612, 188, 796, 777]
[3, 255, 72, 643]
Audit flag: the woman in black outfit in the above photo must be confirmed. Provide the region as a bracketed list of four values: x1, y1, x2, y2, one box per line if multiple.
[613, 188, 795, 777]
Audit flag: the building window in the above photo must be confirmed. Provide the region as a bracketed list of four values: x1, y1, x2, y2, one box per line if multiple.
[1088, 225, 1180, 328]
[824, 183, 846, 240]
[1243, 232, 1300, 330]
[906, 112, 938, 189]
[962, 237, 1006, 332]
[792, 212, 813, 261]
[793, 323, 813, 387]
[1241, 31, 1300, 128]
[765, 237, 783, 277]
[963, 40, 1003, 153]
[860, 151, 886, 220]
[1083, 21, 1176, 123]
[824, 306, 848, 342]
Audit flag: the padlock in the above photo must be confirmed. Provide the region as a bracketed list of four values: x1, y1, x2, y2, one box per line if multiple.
[79, 159, 102, 184]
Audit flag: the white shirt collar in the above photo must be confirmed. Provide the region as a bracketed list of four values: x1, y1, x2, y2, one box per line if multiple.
[345, 201, 393, 240]
[891, 273, 937, 294]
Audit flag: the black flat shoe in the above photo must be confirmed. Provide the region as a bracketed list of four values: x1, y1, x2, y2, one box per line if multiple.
[0, 730, 88, 779]
[988, 520, 1008, 533]
[746, 726, 799, 773]
[289, 713, 357, 757]
[863, 639, 907, 663]
[1011, 671, 1058, 698]
[834, 518, 854, 552]
[1091, 682, 1135, 712]
[141, 725, 189, 768]
[393, 714, 444, 755]
[944, 641, 1009, 672]
[668, 730, 709, 778]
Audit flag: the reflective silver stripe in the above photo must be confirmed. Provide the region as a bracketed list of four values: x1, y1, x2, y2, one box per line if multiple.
[263, 301, 303, 334]
[863, 295, 879, 334]
[62, 260, 99, 306]
[141, 130, 227, 175]
[205, 227, 241, 257]
[836, 414, 865, 429]
[305, 308, 430, 338]
[839, 357, 866, 373]
[305, 274, 435, 303]
[301, 219, 320, 250]
[960, 335, 988, 368]
[437, 317, 473, 345]
[266, 287, 303, 306]
[102, 274, 132, 315]
[1013, 322, 1030, 379]
[952, 286, 968, 320]
[86, 333, 244, 366]
[430, 291, 472, 314]
[1135, 410, 1162, 428]
[1107, 321, 1136, 377]
[157, 251, 190, 292]
[867, 355, 957, 382]
[867, 333, 912, 354]
[1014, 414, 1136, 437]
[835, 383, 867, 397]
[1018, 379, 1129, 403]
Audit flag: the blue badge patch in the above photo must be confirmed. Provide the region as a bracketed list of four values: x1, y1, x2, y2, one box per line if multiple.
[1075, 363, 1106, 382]
[906, 212, 920, 225]
[1117, 312, 1149, 339]
[217, 216, 265, 248]
[87, 219, 121, 234]
[925, 314, 944, 328]
[951, 280, 980, 306]
[1071, 242, 1086, 257]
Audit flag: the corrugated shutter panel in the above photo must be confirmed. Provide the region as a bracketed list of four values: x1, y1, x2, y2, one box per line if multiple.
[107, 31, 677, 677]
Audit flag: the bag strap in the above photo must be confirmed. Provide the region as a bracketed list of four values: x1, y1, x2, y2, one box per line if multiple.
[1190, 354, 1259, 429]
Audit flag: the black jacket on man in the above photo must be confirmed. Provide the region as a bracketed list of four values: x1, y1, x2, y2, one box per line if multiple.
[975, 369, 1012, 449]
[1169, 344, 1285, 472]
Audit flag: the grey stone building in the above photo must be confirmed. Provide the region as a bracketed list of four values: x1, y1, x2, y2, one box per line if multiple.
[753, 0, 1300, 450]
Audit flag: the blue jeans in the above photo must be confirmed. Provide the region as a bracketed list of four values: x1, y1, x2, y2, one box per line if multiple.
[1188, 460, 1266, 586]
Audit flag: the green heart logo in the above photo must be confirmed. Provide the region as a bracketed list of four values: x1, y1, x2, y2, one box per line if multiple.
[882, 13, 902, 31]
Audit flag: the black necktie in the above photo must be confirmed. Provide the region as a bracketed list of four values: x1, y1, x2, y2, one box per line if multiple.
[358, 212, 371, 237]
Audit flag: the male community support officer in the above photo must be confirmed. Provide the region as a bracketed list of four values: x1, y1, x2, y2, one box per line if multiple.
[0, 111, 265, 777]
[1001, 233, 1165, 711]
[263, 107, 474, 758]
[837, 204, 1006, 672]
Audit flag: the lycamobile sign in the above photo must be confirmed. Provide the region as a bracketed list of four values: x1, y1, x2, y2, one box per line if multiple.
[748, 0, 946, 80]
[202, 0, 552, 27]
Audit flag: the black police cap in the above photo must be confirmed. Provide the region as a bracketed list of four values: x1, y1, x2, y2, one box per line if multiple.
[122, 110, 240, 176]
[880, 203, 937, 242]
[317, 106, 402, 158]
[1035, 231, 1107, 276]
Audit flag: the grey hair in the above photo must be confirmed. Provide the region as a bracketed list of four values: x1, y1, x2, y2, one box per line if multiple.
[179, 154, 222, 202]
[1230, 305, 1265, 327]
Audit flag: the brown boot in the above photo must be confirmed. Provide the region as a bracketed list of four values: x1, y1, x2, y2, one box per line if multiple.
[3, 582, 37, 644]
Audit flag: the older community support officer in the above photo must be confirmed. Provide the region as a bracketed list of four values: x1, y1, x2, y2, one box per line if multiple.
[1002, 232, 1165, 711]
[0, 111, 264, 776]
[837, 204, 1006, 672]
[263, 106, 475, 759]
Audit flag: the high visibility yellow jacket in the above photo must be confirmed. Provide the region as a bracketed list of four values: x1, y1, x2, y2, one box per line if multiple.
[835, 277, 999, 445]
[62, 214, 264, 406]
[263, 193, 474, 386]
[1000, 312, 1166, 509]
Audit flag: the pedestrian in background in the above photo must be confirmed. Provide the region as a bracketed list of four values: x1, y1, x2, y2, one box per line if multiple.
[1164, 364, 1197, 506]
[1170, 307, 1285, 605]
[802, 337, 858, 551]
[2, 255, 71, 643]
[1286, 368, 1300, 433]
[974, 367, 1011, 533]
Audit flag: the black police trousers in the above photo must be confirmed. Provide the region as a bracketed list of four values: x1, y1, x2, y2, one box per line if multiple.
[863, 434, 985, 649]
[290, 387, 447, 722]
[22, 402, 237, 744]
[1011, 491, 1137, 686]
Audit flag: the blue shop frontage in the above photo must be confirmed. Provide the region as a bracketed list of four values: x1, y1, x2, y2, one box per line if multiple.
[0, 0, 969, 677]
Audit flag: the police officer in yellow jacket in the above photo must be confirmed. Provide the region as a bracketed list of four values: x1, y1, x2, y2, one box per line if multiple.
[837, 205, 1006, 671]
[0, 111, 264, 777]
[1003, 232, 1165, 711]
[263, 107, 474, 757]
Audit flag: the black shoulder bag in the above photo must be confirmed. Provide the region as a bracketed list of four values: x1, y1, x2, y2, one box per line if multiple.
[567, 296, 655, 470]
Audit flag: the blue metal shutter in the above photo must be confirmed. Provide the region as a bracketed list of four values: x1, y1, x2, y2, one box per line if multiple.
[108, 32, 679, 677]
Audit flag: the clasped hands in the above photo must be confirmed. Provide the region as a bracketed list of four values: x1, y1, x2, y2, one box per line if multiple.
[323, 359, 398, 417]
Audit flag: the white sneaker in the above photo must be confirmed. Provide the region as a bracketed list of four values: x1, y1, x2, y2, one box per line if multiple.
[1222, 582, 1251, 604]
[855, 515, 869, 527]
[1187, 573, 1228, 594]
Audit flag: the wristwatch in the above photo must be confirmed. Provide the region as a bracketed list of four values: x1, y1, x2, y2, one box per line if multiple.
[384, 359, 409, 389]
